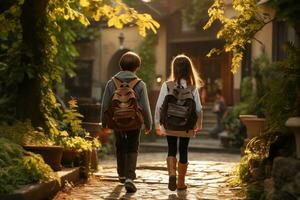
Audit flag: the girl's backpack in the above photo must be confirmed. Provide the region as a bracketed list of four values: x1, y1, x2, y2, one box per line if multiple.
[104, 77, 144, 131]
[160, 81, 197, 131]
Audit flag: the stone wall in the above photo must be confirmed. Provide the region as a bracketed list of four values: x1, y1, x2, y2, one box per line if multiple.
[265, 157, 300, 199]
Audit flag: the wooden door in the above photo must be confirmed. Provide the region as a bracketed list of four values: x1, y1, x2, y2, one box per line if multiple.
[197, 53, 233, 105]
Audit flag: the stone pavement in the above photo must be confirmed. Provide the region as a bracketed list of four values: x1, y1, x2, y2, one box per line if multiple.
[54, 153, 243, 200]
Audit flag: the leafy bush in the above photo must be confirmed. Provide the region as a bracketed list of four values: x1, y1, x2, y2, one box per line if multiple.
[0, 120, 53, 146]
[57, 135, 100, 152]
[222, 107, 245, 148]
[0, 138, 58, 194]
[262, 43, 300, 133]
[56, 99, 101, 152]
[58, 99, 87, 137]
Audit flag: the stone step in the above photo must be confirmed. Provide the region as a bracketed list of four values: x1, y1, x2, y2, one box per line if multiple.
[140, 139, 240, 154]
[203, 112, 216, 118]
[0, 168, 80, 200]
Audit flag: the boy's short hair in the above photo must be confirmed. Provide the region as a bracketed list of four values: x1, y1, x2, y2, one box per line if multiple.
[119, 51, 141, 72]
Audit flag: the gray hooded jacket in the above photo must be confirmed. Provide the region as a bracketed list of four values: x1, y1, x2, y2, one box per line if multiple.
[100, 71, 152, 131]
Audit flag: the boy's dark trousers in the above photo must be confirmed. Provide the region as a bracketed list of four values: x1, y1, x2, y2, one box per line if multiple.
[114, 129, 140, 180]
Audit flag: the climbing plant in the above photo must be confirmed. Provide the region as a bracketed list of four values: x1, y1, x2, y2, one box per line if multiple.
[136, 33, 157, 92]
[182, 0, 213, 27]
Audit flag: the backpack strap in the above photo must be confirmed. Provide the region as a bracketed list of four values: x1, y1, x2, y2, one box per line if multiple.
[128, 78, 141, 89]
[166, 81, 175, 93]
[112, 77, 122, 89]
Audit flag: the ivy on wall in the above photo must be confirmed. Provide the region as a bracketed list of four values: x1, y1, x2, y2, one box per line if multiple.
[136, 33, 157, 92]
[182, 0, 213, 27]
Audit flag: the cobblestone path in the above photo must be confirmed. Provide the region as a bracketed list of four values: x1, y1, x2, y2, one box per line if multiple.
[54, 153, 243, 200]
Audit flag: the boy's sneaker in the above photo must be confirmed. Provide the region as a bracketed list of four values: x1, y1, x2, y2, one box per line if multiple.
[125, 179, 137, 193]
[119, 176, 126, 183]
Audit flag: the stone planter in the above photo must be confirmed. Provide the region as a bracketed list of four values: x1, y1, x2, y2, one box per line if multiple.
[239, 115, 266, 139]
[61, 149, 79, 166]
[285, 117, 300, 159]
[23, 145, 63, 171]
[90, 148, 99, 171]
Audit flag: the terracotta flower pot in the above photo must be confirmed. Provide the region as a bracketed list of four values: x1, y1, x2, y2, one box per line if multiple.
[285, 117, 300, 159]
[240, 115, 266, 139]
[23, 145, 63, 171]
[82, 122, 111, 144]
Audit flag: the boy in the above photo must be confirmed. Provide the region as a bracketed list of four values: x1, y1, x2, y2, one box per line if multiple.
[100, 51, 152, 193]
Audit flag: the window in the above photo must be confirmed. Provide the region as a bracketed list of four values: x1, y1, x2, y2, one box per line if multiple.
[65, 60, 93, 99]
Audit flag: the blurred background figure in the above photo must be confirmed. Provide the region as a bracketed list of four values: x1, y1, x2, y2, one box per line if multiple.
[209, 89, 226, 138]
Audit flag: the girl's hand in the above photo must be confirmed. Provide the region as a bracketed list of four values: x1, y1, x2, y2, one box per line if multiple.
[156, 128, 162, 136]
[194, 128, 201, 136]
[155, 125, 164, 136]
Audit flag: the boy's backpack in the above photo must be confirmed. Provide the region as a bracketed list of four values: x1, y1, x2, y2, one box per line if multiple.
[160, 81, 197, 131]
[104, 77, 144, 131]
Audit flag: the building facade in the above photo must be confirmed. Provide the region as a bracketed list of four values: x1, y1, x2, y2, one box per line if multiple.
[64, 0, 298, 109]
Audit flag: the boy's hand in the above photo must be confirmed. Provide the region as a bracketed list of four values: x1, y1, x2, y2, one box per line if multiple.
[144, 128, 151, 135]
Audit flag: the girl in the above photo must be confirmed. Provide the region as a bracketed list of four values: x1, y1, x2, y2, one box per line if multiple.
[155, 54, 203, 191]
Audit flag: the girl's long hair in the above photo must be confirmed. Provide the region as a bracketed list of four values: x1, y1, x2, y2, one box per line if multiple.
[169, 54, 204, 89]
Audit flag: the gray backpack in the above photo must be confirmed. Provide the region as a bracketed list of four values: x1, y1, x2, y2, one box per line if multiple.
[159, 81, 197, 131]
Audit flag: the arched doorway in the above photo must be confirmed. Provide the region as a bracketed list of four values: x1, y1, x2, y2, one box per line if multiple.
[107, 48, 130, 78]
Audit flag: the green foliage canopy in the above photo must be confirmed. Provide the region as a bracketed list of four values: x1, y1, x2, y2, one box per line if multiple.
[0, 0, 159, 135]
[204, 0, 272, 73]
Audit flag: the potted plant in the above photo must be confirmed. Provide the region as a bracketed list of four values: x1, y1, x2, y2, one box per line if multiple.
[56, 99, 101, 172]
[240, 116, 266, 140]
[239, 54, 271, 141]
[0, 120, 63, 171]
[58, 134, 91, 166]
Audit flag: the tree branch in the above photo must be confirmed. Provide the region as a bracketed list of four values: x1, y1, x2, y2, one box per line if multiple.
[253, 37, 265, 47]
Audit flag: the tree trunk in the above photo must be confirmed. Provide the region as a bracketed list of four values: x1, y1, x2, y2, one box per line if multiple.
[16, 0, 49, 128]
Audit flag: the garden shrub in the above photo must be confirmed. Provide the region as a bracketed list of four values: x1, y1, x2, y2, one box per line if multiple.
[0, 138, 58, 194]
[0, 120, 53, 146]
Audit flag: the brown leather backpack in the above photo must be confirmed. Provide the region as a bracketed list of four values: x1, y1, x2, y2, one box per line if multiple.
[104, 77, 144, 131]
[160, 81, 197, 131]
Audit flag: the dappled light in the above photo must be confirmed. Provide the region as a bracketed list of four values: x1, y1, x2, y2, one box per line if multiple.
[0, 0, 299, 199]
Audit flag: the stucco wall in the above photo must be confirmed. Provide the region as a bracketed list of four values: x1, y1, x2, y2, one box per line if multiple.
[100, 27, 143, 83]
[153, 24, 167, 91]
[251, 6, 275, 60]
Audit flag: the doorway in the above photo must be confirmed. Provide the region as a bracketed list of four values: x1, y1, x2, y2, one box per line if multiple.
[197, 53, 233, 105]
